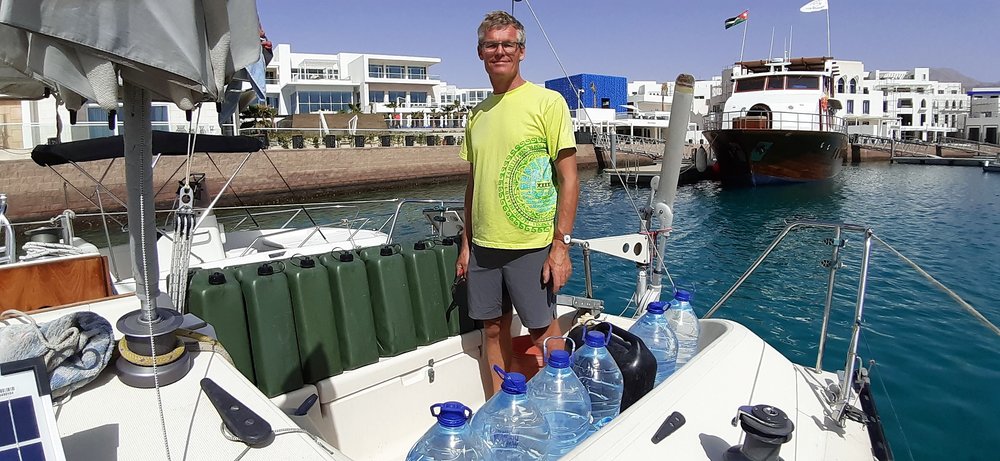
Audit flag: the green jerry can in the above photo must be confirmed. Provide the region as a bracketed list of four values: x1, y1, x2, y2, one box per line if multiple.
[284, 256, 344, 383]
[233, 262, 304, 398]
[318, 251, 380, 370]
[358, 245, 418, 356]
[400, 241, 449, 345]
[186, 268, 255, 382]
[431, 237, 479, 335]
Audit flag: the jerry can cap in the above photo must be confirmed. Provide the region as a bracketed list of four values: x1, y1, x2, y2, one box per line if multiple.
[208, 271, 227, 285]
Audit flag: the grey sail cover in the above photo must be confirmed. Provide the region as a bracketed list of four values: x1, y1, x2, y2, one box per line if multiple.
[0, 0, 261, 111]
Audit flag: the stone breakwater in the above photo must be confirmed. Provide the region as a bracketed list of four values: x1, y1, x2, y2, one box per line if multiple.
[0, 144, 611, 221]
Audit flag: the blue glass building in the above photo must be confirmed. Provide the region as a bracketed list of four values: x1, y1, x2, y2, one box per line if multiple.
[545, 74, 627, 113]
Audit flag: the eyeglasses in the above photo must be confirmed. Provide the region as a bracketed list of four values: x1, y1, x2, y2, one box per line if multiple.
[480, 41, 523, 53]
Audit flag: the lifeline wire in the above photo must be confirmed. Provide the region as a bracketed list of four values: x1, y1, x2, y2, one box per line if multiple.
[521, 0, 674, 312]
[872, 234, 1000, 337]
[861, 330, 916, 461]
[520, 0, 649, 235]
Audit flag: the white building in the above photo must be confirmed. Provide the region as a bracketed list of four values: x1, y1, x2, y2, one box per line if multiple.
[264, 44, 490, 118]
[0, 98, 221, 150]
[965, 88, 1000, 144]
[832, 62, 967, 141]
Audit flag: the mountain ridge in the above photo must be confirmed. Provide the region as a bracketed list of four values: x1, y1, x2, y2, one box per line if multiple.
[929, 68, 1000, 90]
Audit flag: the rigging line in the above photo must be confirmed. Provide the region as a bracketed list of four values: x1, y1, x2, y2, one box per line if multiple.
[871, 234, 1000, 338]
[46, 166, 127, 229]
[261, 149, 321, 230]
[861, 329, 916, 461]
[204, 153, 260, 228]
[184, 105, 203, 186]
[520, 0, 648, 234]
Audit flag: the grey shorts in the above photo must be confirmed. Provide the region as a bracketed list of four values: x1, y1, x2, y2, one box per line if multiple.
[467, 243, 556, 329]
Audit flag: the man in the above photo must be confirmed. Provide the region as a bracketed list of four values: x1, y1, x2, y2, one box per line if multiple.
[456, 11, 579, 394]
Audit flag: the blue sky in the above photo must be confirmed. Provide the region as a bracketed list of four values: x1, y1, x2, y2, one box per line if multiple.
[258, 1, 999, 88]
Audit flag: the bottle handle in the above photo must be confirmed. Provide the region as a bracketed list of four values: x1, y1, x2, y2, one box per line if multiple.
[581, 322, 612, 347]
[492, 364, 507, 380]
[542, 336, 576, 363]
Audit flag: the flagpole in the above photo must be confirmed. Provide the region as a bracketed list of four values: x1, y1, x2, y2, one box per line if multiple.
[825, 2, 832, 56]
[739, 17, 749, 62]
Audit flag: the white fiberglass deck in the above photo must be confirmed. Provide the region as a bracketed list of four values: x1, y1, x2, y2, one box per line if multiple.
[565, 315, 874, 460]
[25, 298, 875, 460]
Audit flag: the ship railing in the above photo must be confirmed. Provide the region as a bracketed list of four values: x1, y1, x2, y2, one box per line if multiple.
[701, 220, 1000, 427]
[705, 110, 847, 134]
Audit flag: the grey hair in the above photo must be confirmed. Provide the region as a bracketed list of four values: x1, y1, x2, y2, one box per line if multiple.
[477, 10, 525, 45]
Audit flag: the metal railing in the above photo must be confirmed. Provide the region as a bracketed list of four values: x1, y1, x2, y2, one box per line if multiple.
[0, 194, 15, 265]
[594, 133, 666, 160]
[706, 110, 847, 133]
[701, 220, 1000, 425]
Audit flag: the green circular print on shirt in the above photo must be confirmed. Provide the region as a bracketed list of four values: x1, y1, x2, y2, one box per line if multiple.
[498, 137, 555, 233]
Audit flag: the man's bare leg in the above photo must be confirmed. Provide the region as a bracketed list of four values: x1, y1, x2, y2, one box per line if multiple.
[529, 319, 563, 357]
[482, 309, 513, 395]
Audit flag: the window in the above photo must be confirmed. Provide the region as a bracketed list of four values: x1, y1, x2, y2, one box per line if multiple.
[151, 105, 169, 131]
[407, 66, 427, 80]
[920, 100, 926, 109]
[295, 91, 353, 113]
[410, 92, 427, 105]
[920, 114, 926, 125]
[862, 100, 870, 114]
[933, 114, 939, 124]
[849, 78, 857, 94]
[863, 88, 869, 94]
[386, 65, 404, 79]
[846, 100, 854, 114]
[883, 101, 888, 112]
[766, 76, 784, 90]
[265, 69, 278, 85]
[369, 64, 384, 78]
[836, 78, 845, 93]
[369, 91, 384, 104]
[898, 99, 913, 108]
[266, 94, 279, 109]
[388, 91, 406, 106]
[292, 68, 328, 80]
[87, 107, 116, 138]
[734, 76, 766, 92]
[786, 76, 819, 90]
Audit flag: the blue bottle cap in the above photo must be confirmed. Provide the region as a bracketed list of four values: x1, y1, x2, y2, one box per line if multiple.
[584, 330, 607, 347]
[547, 349, 571, 368]
[674, 289, 692, 302]
[431, 401, 472, 428]
[647, 301, 667, 314]
[493, 365, 528, 394]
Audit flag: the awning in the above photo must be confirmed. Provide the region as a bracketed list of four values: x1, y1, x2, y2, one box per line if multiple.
[31, 131, 262, 167]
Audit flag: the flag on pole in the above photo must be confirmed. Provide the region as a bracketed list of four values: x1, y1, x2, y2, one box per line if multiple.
[724, 10, 748, 29]
[800, 0, 829, 13]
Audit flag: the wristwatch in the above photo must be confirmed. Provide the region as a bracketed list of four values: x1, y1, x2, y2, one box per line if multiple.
[558, 233, 571, 245]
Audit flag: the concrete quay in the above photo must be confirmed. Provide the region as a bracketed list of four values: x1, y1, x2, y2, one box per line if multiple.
[0, 144, 602, 221]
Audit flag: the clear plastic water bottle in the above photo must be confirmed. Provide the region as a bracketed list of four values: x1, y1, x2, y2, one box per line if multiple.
[571, 327, 624, 424]
[469, 366, 550, 460]
[628, 301, 678, 386]
[406, 401, 489, 461]
[666, 289, 700, 367]
[528, 338, 593, 459]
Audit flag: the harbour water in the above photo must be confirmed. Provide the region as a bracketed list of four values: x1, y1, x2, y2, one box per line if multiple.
[329, 163, 997, 460]
[78, 162, 997, 459]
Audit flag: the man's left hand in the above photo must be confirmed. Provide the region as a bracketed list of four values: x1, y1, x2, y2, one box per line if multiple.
[542, 243, 572, 292]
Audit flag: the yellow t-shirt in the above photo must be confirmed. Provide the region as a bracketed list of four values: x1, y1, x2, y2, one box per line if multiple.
[460, 82, 576, 249]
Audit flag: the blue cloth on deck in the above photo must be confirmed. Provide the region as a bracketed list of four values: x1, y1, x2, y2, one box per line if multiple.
[0, 311, 114, 398]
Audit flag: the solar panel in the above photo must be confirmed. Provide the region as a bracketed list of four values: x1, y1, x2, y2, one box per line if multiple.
[0, 357, 66, 461]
